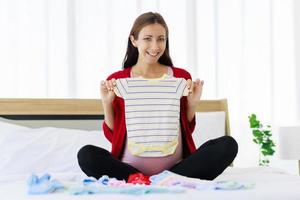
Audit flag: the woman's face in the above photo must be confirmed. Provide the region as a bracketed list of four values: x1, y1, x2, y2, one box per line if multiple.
[131, 23, 167, 65]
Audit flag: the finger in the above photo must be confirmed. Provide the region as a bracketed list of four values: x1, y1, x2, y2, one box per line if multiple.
[111, 79, 116, 91]
[108, 79, 116, 91]
[189, 81, 194, 93]
[186, 79, 192, 93]
[186, 79, 192, 88]
[101, 81, 108, 92]
[111, 78, 116, 86]
[194, 79, 201, 85]
[105, 81, 112, 91]
[107, 80, 113, 91]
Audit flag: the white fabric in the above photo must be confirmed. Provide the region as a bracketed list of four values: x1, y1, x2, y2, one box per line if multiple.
[193, 111, 226, 148]
[0, 167, 300, 200]
[0, 121, 110, 177]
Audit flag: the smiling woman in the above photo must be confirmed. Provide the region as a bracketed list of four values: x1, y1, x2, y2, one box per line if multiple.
[77, 12, 238, 182]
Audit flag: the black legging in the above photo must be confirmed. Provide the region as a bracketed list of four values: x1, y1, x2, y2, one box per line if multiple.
[77, 135, 238, 181]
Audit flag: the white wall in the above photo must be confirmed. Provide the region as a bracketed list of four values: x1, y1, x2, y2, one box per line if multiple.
[294, 0, 300, 121]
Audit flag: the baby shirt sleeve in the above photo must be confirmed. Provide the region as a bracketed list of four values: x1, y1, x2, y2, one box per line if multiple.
[183, 82, 189, 96]
[114, 79, 127, 98]
[176, 78, 189, 98]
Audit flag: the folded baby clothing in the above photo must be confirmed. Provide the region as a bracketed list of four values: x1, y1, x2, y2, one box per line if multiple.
[150, 170, 254, 190]
[68, 185, 185, 195]
[27, 172, 254, 196]
[83, 176, 127, 187]
[127, 173, 151, 185]
[27, 173, 64, 194]
[67, 174, 184, 195]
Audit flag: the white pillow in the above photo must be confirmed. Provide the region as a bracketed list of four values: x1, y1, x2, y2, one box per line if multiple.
[193, 111, 226, 148]
[0, 120, 110, 176]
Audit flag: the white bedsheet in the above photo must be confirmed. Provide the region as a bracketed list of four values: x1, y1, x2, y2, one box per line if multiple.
[0, 167, 299, 200]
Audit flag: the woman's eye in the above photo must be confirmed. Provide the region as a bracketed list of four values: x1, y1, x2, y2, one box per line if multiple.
[144, 38, 151, 41]
[158, 38, 165, 41]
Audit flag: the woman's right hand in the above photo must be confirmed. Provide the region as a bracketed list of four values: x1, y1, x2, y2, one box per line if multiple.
[100, 78, 116, 104]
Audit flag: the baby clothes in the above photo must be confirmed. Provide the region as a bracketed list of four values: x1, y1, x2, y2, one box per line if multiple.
[27, 173, 64, 194]
[114, 76, 189, 157]
[150, 170, 255, 190]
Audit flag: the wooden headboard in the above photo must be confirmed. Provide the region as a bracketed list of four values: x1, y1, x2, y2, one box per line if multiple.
[0, 98, 230, 135]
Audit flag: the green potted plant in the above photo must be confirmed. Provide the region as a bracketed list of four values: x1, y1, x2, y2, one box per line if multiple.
[248, 114, 276, 166]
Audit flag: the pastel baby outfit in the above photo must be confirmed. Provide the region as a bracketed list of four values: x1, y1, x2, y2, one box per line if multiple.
[27, 173, 64, 195]
[119, 68, 188, 175]
[101, 66, 197, 160]
[114, 75, 189, 158]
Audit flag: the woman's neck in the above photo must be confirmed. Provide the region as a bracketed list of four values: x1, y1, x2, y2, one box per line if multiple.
[132, 62, 168, 79]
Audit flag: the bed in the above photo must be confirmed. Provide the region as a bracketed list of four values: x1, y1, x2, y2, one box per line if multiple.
[0, 98, 299, 200]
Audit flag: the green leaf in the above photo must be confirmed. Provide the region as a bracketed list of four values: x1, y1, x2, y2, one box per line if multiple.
[253, 130, 263, 137]
[268, 149, 275, 155]
[263, 130, 271, 136]
[261, 150, 269, 156]
[248, 114, 260, 128]
[257, 138, 263, 144]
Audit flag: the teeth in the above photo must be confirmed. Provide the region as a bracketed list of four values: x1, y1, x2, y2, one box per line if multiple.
[148, 52, 158, 56]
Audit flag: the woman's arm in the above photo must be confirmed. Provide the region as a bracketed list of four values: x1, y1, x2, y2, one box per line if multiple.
[187, 100, 198, 122]
[102, 101, 114, 130]
[187, 79, 204, 122]
[101, 79, 116, 130]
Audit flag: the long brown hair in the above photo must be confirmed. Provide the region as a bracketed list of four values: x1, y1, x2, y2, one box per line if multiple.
[122, 12, 173, 69]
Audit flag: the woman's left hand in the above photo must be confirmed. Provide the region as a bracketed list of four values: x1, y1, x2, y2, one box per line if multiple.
[187, 79, 204, 105]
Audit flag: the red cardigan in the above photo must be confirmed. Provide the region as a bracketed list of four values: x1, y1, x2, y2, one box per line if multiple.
[102, 66, 197, 159]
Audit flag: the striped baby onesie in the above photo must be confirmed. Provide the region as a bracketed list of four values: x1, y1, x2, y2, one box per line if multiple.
[114, 75, 189, 157]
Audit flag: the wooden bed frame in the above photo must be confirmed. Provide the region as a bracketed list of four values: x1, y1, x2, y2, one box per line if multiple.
[0, 98, 230, 135]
